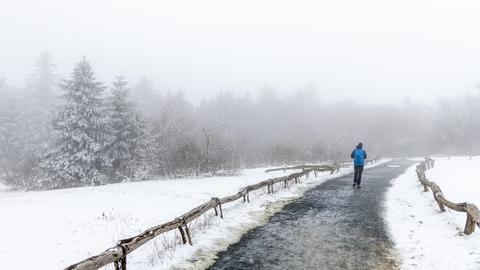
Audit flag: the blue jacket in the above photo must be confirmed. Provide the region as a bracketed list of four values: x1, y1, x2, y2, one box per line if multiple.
[351, 147, 367, 166]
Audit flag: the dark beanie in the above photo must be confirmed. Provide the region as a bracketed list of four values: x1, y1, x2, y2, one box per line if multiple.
[357, 143, 363, 149]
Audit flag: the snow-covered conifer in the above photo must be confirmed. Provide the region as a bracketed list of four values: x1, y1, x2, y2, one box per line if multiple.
[105, 76, 147, 180]
[42, 57, 111, 188]
[27, 52, 58, 107]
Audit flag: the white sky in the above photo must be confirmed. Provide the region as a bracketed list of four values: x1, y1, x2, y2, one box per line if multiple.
[1, 0, 480, 104]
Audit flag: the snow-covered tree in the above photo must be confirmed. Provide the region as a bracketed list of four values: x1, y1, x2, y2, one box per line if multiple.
[147, 91, 198, 177]
[105, 76, 147, 180]
[42, 57, 111, 188]
[0, 80, 20, 183]
[27, 52, 58, 106]
[434, 93, 480, 157]
[15, 53, 60, 186]
[130, 77, 162, 124]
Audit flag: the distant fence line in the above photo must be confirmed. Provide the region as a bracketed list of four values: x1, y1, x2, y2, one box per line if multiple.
[265, 164, 341, 173]
[415, 157, 480, 235]
[65, 159, 379, 270]
[264, 159, 378, 174]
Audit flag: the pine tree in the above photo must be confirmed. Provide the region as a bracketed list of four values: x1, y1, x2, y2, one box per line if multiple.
[42, 57, 111, 188]
[27, 52, 58, 107]
[131, 77, 162, 125]
[0, 79, 21, 184]
[105, 76, 147, 180]
[17, 53, 60, 187]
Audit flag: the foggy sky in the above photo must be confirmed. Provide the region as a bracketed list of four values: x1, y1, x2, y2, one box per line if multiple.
[1, 0, 480, 104]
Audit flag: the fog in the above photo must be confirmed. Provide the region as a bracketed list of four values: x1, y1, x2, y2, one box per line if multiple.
[2, 0, 480, 103]
[2, 1, 480, 189]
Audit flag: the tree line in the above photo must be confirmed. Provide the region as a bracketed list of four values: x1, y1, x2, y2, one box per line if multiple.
[0, 53, 478, 189]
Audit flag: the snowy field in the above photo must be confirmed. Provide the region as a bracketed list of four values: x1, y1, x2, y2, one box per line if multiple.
[0, 162, 386, 270]
[386, 157, 480, 270]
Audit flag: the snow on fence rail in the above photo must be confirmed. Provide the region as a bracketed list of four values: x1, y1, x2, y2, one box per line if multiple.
[264, 164, 341, 173]
[264, 159, 379, 174]
[64, 162, 357, 270]
[415, 157, 480, 235]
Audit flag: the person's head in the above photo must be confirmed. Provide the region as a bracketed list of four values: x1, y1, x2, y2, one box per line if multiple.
[356, 142, 363, 149]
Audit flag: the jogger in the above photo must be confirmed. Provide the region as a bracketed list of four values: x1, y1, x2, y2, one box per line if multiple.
[351, 143, 367, 188]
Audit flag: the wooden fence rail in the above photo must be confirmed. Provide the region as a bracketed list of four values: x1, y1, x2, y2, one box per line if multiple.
[264, 164, 340, 173]
[67, 160, 381, 270]
[264, 158, 380, 174]
[415, 157, 480, 235]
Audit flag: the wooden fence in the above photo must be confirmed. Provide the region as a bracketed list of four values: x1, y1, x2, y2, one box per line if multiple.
[65, 160, 379, 270]
[264, 159, 380, 174]
[415, 157, 480, 235]
[265, 164, 340, 173]
[63, 167, 320, 269]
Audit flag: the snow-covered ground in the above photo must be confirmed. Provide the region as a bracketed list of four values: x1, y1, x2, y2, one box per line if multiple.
[0, 162, 386, 270]
[386, 157, 480, 270]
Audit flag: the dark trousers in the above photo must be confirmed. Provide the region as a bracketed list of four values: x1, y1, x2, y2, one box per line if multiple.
[354, 165, 364, 185]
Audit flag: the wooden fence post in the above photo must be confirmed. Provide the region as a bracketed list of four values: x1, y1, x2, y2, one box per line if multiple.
[428, 182, 445, 212]
[464, 204, 480, 235]
[178, 226, 187, 244]
[113, 245, 127, 270]
[465, 215, 476, 235]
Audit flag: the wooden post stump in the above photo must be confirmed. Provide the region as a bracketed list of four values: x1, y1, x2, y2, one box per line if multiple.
[464, 204, 480, 235]
[430, 185, 445, 211]
[465, 214, 476, 235]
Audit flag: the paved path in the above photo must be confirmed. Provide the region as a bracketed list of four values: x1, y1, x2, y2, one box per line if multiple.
[208, 160, 414, 270]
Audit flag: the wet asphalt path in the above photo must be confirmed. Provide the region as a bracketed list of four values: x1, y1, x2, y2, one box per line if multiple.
[208, 159, 414, 270]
